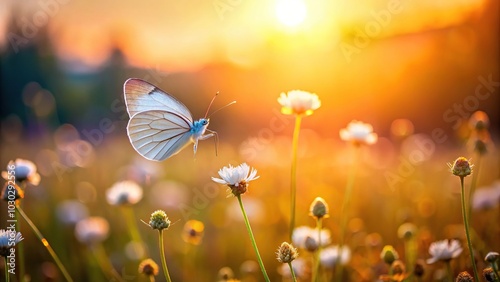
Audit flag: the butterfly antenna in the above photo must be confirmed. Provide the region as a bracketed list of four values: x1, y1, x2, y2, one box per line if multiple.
[208, 101, 237, 118]
[204, 92, 219, 118]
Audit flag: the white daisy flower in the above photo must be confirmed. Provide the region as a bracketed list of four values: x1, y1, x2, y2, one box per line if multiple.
[320, 245, 351, 268]
[2, 158, 41, 186]
[75, 217, 110, 245]
[292, 226, 331, 249]
[56, 200, 89, 225]
[0, 229, 23, 257]
[212, 163, 259, 196]
[278, 90, 321, 116]
[339, 120, 378, 146]
[106, 180, 143, 206]
[277, 257, 309, 279]
[426, 239, 463, 264]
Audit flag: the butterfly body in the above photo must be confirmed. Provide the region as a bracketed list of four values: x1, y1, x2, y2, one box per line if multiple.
[123, 78, 215, 161]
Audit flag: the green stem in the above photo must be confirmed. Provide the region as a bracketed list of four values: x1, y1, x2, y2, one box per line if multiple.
[445, 260, 452, 282]
[289, 115, 302, 240]
[312, 218, 322, 282]
[336, 147, 359, 282]
[288, 262, 298, 282]
[122, 207, 144, 245]
[92, 244, 124, 282]
[492, 262, 500, 281]
[404, 238, 416, 275]
[237, 195, 270, 282]
[15, 205, 74, 282]
[158, 230, 172, 282]
[4, 257, 9, 282]
[467, 155, 481, 222]
[460, 177, 480, 282]
[14, 202, 25, 282]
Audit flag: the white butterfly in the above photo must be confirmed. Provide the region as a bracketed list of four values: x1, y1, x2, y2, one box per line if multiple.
[124, 78, 217, 161]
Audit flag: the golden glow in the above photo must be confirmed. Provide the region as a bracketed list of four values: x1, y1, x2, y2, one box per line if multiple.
[275, 0, 307, 28]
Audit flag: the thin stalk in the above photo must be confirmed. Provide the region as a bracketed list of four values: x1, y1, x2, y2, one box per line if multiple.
[460, 177, 480, 281]
[4, 257, 9, 282]
[445, 260, 452, 282]
[122, 207, 144, 244]
[14, 202, 24, 282]
[336, 147, 360, 281]
[15, 198, 26, 282]
[288, 262, 298, 282]
[312, 218, 322, 282]
[467, 155, 482, 222]
[404, 238, 416, 275]
[15, 205, 74, 282]
[91, 244, 124, 282]
[237, 195, 270, 282]
[492, 262, 500, 281]
[158, 230, 172, 282]
[289, 115, 302, 240]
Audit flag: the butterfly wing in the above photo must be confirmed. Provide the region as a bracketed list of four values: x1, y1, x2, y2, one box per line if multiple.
[123, 78, 193, 123]
[127, 110, 194, 161]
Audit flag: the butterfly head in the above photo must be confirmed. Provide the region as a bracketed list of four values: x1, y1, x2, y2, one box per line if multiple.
[191, 118, 210, 136]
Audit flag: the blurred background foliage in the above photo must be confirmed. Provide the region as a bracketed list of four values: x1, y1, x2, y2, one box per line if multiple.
[0, 0, 499, 281]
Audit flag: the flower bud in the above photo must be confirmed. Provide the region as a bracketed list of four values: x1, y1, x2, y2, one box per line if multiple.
[449, 157, 473, 178]
[456, 271, 474, 282]
[482, 267, 497, 282]
[309, 197, 329, 219]
[380, 245, 399, 265]
[149, 210, 171, 230]
[485, 252, 499, 263]
[276, 242, 299, 263]
[138, 259, 159, 276]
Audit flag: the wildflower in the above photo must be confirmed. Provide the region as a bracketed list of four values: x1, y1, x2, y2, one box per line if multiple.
[450, 157, 480, 281]
[276, 242, 299, 263]
[339, 120, 378, 146]
[304, 236, 319, 252]
[277, 257, 309, 279]
[397, 222, 417, 240]
[278, 90, 321, 116]
[473, 187, 500, 210]
[1, 159, 41, 186]
[379, 260, 409, 282]
[319, 245, 351, 268]
[0, 229, 23, 257]
[149, 209, 173, 282]
[381, 245, 399, 265]
[426, 239, 463, 264]
[212, 163, 259, 196]
[448, 157, 473, 178]
[469, 110, 489, 130]
[309, 197, 329, 219]
[456, 271, 474, 282]
[56, 200, 89, 225]
[217, 266, 235, 281]
[485, 252, 499, 263]
[482, 267, 497, 282]
[106, 180, 143, 206]
[413, 260, 425, 278]
[469, 137, 490, 156]
[213, 164, 270, 281]
[148, 210, 171, 230]
[74, 217, 109, 245]
[292, 226, 331, 249]
[1, 182, 24, 201]
[182, 220, 204, 245]
[138, 258, 159, 276]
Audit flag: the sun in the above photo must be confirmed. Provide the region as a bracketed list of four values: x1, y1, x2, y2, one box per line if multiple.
[275, 0, 307, 28]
